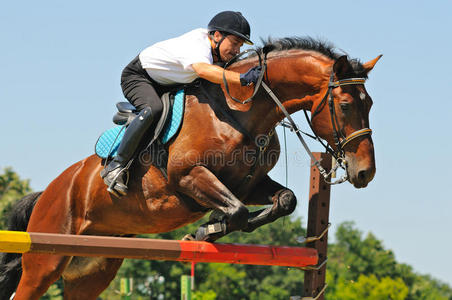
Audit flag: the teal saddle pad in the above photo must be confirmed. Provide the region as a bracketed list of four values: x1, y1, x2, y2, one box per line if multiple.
[95, 89, 185, 159]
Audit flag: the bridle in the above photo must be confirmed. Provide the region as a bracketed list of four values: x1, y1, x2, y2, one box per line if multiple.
[306, 72, 372, 156]
[222, 49, 373, 184]
[309, 73, 372, 157]
[301, 72, 372, 183]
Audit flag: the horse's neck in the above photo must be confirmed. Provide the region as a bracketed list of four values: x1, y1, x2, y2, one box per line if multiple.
[196, 52, 330, 139]
[244, 52, 331, 135]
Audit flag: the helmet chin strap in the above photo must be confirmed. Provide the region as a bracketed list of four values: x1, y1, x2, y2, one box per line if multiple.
[210, 33, 227, 63]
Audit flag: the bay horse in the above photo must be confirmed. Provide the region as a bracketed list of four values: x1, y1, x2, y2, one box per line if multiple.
[0, 37, 381, 299]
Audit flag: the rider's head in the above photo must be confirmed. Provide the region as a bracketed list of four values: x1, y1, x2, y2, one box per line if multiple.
[208, 11, 253, 62]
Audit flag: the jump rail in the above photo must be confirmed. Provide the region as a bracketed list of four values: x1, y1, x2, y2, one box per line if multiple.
[0, 230, 318, 268]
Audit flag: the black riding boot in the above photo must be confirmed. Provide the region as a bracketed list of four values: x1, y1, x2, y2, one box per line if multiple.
[101, 107, 154, 196]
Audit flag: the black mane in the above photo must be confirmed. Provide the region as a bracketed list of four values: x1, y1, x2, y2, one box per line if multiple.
[253, 37, 366, 77]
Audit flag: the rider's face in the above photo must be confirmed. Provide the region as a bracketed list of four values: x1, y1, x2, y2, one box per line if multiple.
[214, 32, 244, 61]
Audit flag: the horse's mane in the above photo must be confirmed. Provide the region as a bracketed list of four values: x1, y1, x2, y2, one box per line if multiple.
[250, 37, 366, 77]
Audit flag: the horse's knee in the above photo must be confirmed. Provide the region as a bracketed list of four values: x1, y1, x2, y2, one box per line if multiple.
[275, 189, 297, 215]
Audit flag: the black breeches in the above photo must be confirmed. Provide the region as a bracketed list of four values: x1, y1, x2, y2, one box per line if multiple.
[120, 56, 175, 115]
[121, 77, 164, 113]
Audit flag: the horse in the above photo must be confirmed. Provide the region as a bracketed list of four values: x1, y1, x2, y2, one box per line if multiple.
[0, 37, 381, 299]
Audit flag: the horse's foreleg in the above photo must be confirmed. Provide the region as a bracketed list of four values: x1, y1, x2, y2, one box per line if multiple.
[241, 175, 297, 233]
[14, 253, 70, 300]
[178, 166, 249, 241]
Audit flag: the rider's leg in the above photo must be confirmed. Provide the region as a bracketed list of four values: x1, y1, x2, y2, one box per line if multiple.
[101, 106, 155, 195]
[101, 65, 164, 196]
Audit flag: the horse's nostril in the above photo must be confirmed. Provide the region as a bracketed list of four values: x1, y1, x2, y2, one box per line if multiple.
[358, 170, 367, 182]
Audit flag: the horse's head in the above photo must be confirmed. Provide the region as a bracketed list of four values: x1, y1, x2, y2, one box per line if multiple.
[222, 38, 382, 188]
[310, 55, 382, 188]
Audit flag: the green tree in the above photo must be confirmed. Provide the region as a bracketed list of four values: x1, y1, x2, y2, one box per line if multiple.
[326, 222, 452, 300]
[334, 274, 409, 300]
[193, 289, 217, 300]
[0, 167, 32, 229]
[41, 283, 63, 300]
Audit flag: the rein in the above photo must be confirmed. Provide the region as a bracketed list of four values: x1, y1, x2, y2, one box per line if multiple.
[222, 49, 267, 104]
[222, 50, 372, 185]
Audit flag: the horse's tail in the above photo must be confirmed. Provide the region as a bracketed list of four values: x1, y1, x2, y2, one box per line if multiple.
[0, 191, 42, 300]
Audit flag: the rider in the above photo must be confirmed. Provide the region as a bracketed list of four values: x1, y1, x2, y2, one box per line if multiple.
[101, 11, 262, 196]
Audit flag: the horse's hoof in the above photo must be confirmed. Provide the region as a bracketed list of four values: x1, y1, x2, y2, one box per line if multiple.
[278, 190, 296, 213]
[194, 221, 227, 242]
[182, 234, 196, 241]
[195, 226, 209, 241]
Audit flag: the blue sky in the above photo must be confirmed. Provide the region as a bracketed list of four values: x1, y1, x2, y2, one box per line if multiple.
[1, 0, 451, 286]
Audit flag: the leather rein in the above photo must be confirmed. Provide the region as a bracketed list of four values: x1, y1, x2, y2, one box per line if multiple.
[222, 50, 372, 184]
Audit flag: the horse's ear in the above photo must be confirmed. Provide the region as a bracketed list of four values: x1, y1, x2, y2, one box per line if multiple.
[333, 55, 352, 76]
[363, 55, 383, 74]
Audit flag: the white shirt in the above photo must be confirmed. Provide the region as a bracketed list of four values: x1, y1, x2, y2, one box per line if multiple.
[139, 28, 213, 85]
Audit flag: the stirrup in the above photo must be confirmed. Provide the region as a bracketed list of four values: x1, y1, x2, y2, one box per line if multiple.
[102, 160, 132, 197]
[107, 167, 130, 198]
[106, 167, 130, 197]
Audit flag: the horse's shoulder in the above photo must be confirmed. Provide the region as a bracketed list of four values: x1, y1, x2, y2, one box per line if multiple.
[52, 155, 102, 186]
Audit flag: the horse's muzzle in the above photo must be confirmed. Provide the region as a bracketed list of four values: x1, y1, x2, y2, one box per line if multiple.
[346, 153, 376, 189]
[351, 167, 375, 188]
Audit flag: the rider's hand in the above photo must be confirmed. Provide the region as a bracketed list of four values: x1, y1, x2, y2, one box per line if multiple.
[240, 66, 262, 86]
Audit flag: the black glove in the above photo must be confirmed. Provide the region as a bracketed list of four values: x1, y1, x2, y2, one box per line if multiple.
[240, 66, 262, 86]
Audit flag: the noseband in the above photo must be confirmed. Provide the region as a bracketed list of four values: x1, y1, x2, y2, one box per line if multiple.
[223, 51, 373, 184]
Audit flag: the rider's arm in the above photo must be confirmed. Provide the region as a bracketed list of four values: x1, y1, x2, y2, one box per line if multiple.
[191, 62, 241, 85]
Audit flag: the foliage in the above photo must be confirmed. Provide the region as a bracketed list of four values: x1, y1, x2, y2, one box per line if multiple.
[41, 282, 63, 300]
[333, 275, 408, 300]
[193, 289, 217, 300]
[326, 222, 452, 300]
[0, 167, 32, 229]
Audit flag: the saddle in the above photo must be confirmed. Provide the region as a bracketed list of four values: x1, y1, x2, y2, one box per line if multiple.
[95, 89, 185, 159]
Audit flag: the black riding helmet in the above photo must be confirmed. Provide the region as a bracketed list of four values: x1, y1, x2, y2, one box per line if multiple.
[208, 11, 253, 45]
